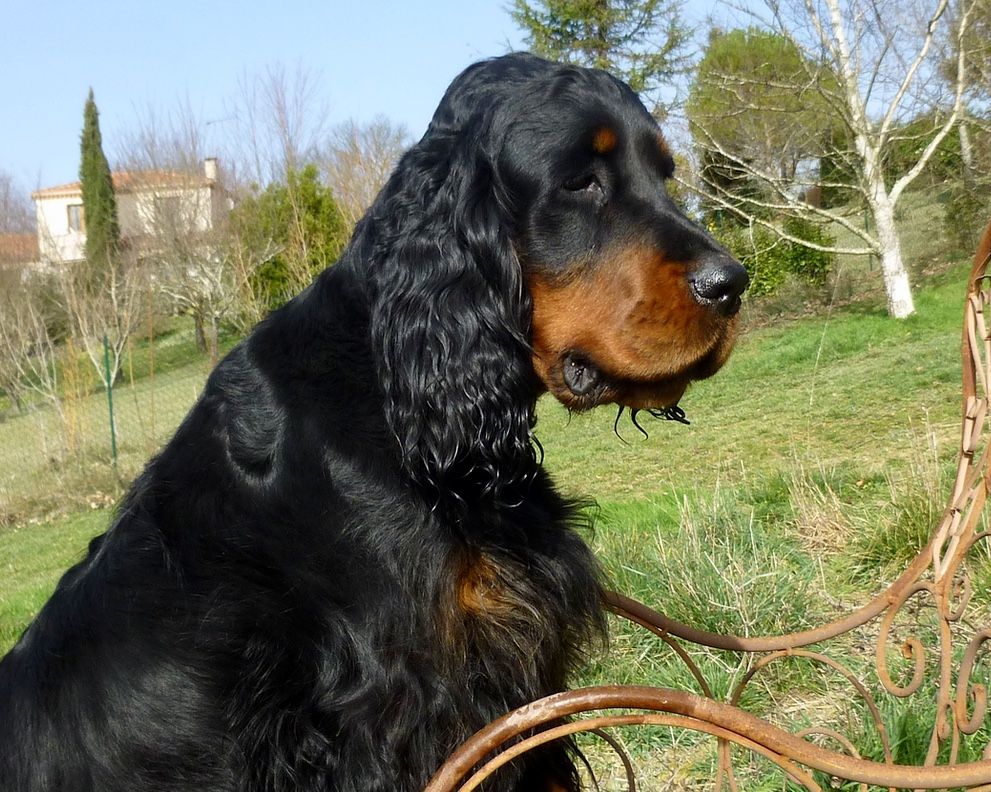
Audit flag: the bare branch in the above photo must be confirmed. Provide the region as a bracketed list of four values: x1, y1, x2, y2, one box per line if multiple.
[877, 0, 952, 141]
[690, 0, 979, 318]
[321, 117, 410, 228]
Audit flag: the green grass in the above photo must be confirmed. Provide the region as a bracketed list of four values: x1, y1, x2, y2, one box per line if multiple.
[0, 321, 228, 524]
[0, 509, 106, 650]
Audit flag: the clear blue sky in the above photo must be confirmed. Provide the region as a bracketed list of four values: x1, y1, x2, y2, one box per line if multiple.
[1, 0, 716, 191]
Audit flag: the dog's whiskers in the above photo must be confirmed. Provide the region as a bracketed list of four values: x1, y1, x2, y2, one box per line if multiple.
[613, 404, 691, 442]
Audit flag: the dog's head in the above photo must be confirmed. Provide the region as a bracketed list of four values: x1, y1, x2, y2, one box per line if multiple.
[497, 66, 746, 412]
[365, 53, 747, 499]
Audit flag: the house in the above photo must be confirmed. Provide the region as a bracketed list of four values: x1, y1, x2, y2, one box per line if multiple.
[31, 158, 227, 266]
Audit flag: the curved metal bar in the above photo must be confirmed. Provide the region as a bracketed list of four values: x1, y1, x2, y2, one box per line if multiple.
[717, 736, 738, 792]
[427, 708, 823, 792]
[794, 729, 871, 792]
[957, 629, 991, 735]
[729, 649, 894, 763]
[425, 686, 991, 790]
[875, 581, 933, 698]
[605, 603, 715, 698]
[606, 572, 930, 653]
[585, 728, 637, 792]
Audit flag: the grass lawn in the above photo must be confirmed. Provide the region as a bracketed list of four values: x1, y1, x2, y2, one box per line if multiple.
[0, 509, 107, 650]
[0, 323, 237, 524]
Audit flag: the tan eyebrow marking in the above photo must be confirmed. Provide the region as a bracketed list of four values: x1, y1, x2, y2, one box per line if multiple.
[592, 126, 617, 154]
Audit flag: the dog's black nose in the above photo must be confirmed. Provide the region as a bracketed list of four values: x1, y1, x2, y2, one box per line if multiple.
[689, 254, 749, 317]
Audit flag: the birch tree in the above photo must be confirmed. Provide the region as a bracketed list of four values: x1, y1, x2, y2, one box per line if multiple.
[690, 0, 975, 318]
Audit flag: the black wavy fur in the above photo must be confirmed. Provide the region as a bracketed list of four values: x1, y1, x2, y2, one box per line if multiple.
[0, 54, 644, 791]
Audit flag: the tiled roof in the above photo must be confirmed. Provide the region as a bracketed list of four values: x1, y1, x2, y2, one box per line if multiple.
[0, 233, 39, 263]
[32, 169, 212, 199]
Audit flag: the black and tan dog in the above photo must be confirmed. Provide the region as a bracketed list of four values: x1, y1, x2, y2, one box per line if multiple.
[0, 53, 746, 791]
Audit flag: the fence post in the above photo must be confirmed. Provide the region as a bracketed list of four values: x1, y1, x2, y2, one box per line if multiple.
[103, 334, 118, 467]
[865, 208, 874, 271]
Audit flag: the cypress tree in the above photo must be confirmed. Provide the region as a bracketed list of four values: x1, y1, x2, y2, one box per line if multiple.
[79, 88, 120, 268]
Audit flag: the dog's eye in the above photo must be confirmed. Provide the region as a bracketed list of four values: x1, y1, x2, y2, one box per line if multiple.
[563, 174, 603, 195]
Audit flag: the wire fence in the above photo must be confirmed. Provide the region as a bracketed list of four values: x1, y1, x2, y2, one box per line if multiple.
[0, 314, 217, 526]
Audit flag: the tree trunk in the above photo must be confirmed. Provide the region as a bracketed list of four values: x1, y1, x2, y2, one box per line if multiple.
[8, 386, 24, 414]
[959, 121, 975, 188]
[193, 313, 207, 353]
[872, 196, 915, 318]
[207, 315, 220, 367]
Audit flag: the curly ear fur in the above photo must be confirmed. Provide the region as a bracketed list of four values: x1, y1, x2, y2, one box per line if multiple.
[365, 108, 537, 505]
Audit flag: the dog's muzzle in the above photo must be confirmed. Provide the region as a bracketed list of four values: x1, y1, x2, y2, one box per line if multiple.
[688, 253, 749, 317]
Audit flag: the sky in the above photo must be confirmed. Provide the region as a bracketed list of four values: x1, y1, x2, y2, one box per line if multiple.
[1, 0, 719, 195]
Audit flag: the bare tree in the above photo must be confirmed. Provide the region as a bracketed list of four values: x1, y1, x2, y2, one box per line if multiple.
[690, 0, 976, 318]
[113, 65, 342, 344]
[321, 117, 410, 229]
[150, 217, 236, 365]
[0, 168, 38, 307]
[115, 97, 211, 177]
[0, 169, 35, 234]
[0, 285, 33, 413]
[221, 64, 349, 307]
[218, 217, 282, 335]
[225, 62, 329, 188]
[60, 257, 141, 389]
[0, 279, 63, 419]
[117, 102, 241, 363]
[940, 0, 991, 240]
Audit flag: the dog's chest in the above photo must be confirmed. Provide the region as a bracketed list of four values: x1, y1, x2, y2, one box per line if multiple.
[434, 542, 575, 676]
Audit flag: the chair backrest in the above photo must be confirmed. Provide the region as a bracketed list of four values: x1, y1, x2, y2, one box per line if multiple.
[426, 221, 991, 792]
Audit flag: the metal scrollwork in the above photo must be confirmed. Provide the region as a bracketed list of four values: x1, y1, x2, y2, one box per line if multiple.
[426, 250, 991, 791]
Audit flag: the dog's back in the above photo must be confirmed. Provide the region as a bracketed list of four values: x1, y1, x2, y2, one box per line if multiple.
[0, 341, 272, 790]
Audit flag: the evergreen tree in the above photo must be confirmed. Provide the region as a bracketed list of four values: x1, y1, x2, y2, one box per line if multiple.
[228, 164, 349, 313]
[66, 89, 134, 390]
[511, 0, 691, 114]
[79, 88, 120, 269]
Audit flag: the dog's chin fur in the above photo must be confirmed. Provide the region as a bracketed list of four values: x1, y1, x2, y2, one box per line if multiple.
[540, 361, 692, 413]
[535, 322, 738, 413]
[0, 52, 743, 792]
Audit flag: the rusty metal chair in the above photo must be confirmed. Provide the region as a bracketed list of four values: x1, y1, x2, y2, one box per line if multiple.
[425, 244, 991, 792]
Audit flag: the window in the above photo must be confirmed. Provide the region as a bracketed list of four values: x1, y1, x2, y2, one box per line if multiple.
[67, 204, 84, 233]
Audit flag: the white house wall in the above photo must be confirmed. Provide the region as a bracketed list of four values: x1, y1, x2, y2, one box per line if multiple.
[36, 194, 86, 264]
[35, 183, 217, 265]
[121, 185, 213, 236]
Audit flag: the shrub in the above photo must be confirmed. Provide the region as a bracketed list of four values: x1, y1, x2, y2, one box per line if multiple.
[942, 179, 991, 255]
[228, 165, 349, 314]
[711, 217, 835, 298]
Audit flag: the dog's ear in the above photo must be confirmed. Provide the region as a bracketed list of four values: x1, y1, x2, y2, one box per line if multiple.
[367, 113, 537, 506]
